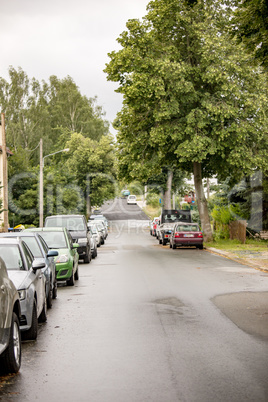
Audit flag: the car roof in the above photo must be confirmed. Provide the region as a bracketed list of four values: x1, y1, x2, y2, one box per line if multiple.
[45, 215, 84, 218]
[0, 237, 21, 245]
[24, 227, 66, 232]
[0, 232, 40, 237]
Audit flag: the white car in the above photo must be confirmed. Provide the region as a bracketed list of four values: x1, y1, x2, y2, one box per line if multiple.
[127, 195, 137, 205]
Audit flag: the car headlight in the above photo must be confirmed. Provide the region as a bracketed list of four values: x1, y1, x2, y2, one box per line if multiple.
[78, 238, 88, 245]
[56, 254, 69, 263]
[18, 289, 26, 301]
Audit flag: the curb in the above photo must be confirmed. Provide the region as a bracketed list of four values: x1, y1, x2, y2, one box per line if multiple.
[205, 247, 268, 273]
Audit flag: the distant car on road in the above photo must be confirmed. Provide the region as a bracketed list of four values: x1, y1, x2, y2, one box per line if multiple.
[121, 189, 130, 198]
[170, 223, 203, 249]
[0, 238, 47, 341]
[127, 195, 137, 205]
[0, 257, 21, 374]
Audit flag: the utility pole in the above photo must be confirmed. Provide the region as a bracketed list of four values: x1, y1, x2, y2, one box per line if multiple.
[1, 113, 9, 232]
[39, 138, 43, 227]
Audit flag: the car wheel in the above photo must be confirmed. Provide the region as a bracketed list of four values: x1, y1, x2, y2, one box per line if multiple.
[170, 243, 172, 248]
[197, 244, 204, 250]
[39, 297, 47, 323]
[163, 240, 167, 246]
[172, 243, 176, 249]
[52, 280, 57, 299]
[84, 247, 91, 263]
[159, 237, 162, 244]
[67, 268, 75, 286]
[47, 283, 53, 309]
[92, 247, 97, 259]
[23, 299, 38, 341]
[74, 265, 79, 281]
[0, 312, 21, 374]
[101, 237, 105, 245]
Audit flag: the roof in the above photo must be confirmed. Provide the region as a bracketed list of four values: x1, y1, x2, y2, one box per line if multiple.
[24, 227, 66, 232]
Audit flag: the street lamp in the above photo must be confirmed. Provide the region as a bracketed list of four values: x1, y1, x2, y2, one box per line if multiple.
[39, 138, 69, 227]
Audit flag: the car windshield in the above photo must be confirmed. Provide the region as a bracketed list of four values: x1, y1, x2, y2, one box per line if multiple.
[176, 225, 199, 232]
[39, 232, 67, 249]
[45, 216, 85, 231]
[21, 237, 43, 258]
[0, 244, 24, 270]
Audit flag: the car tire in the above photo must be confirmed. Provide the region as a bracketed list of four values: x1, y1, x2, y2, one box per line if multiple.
[84, 247, 91, 263]
[0, 312, 21, 374]
[163, 240, 167, 246]
[52, 280, 57, 299]
[172, 243, 176, 249]
[170, 243, 172, 248]
[23, 299, 38, 341]
[67, 268, 75, 286]
[39, 297, 47, 323]
[74, 266, 79, 281]
[159, 238, 162, 244]
[197, 245, 204, 250]
[47, 283, 53, 309]
[92, 247, 97, 259]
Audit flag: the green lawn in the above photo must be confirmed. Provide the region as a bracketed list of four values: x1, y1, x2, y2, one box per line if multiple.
[205, 238, 268, 252]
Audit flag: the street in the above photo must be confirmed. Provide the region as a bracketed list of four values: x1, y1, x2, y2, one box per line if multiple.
[0, 201, 268, 401]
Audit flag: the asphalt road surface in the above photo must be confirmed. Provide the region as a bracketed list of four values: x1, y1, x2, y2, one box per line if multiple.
[1, 202, 268, 402]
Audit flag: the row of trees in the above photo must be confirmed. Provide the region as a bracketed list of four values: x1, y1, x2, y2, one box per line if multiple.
[0, 67, 117, 226]
[104, 0, 268, 241]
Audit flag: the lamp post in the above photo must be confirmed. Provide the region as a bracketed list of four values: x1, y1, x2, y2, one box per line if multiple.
[39, 138, 69, 227]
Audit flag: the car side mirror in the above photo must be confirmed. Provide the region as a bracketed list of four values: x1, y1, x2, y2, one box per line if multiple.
[32, 260, 46, 271]
[47, 250, 58, 257]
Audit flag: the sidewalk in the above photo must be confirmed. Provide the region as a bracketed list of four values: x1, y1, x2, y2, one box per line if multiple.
[206, 247, 268, 272]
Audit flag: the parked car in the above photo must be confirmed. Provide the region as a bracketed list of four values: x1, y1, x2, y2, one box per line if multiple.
[88, 226, 98, 258]
[0, 238, 47, 341]
[127, 195, 137, 205]
[169, 223, 203, 249]
[158, 223, 176, 245]
[88, 214, 109, 239]
[0, 257, 21, 373]
[44, 215, 92, 263]
[24, 227, 79, 286]
[88, 221, 105, 245]
[0, 232, 58, 308]
[88, 224, 102, 247]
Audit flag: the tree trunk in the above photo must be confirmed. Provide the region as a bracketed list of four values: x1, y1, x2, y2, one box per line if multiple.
[163, 170, 173, 209]
[193, 162, 213, 242]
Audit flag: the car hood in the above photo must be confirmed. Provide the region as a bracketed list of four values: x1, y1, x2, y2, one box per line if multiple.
[7, 270, 33, 290]
[52, 248, 70, 259]
[67, 230, 86, 239]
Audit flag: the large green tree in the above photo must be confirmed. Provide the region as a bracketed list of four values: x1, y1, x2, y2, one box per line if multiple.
[232, 0, 268, 69]
[105, 0, 268, 240]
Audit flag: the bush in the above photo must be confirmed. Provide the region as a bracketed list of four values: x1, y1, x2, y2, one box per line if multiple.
[146, 192, 160, 208]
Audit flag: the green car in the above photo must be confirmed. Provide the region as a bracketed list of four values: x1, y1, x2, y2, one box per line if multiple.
[24, 227, 79, 286]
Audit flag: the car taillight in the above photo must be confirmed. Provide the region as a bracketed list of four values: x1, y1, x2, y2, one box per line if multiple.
[198, 233, 203, 238]
[174, 232, 180, 238]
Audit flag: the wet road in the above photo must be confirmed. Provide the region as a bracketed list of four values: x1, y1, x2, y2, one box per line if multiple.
[1, 209, 268, 401]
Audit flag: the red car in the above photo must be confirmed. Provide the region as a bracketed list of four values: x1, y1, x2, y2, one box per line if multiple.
[170, 223, 203, 249]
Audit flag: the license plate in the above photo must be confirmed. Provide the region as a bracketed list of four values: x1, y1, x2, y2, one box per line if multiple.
[184, 234, 194, 237]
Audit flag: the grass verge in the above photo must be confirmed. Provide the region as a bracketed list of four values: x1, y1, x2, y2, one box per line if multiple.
[205, 238, 267, 252]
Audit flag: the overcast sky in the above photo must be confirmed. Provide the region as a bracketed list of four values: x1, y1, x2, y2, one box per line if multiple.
[0, 0, 150, 135]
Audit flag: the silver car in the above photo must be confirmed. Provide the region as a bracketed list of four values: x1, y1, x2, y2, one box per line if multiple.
[0, 232, 58, 308]
[0, 238, 47, 341]
[0, 257, 21, 373]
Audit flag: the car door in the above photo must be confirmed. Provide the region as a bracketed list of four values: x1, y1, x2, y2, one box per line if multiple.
[0, 258, 9, 350]
[66, 230, 78, 268]
[21, 242, 45, 318]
